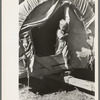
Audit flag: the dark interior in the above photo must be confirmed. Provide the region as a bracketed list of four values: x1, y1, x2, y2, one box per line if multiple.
[31, 6, 65, 57]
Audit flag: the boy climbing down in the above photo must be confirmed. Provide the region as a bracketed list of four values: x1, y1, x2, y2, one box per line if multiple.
[55, 19, 69, 69]
[55, 19, 68, 55]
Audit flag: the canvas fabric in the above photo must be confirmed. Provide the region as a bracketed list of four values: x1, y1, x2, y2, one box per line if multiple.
[19, 0, 95, 78]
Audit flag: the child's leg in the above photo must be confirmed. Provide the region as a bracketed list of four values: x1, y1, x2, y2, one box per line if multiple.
[62, 45, 69, 69]
[55, 40, 66, 55]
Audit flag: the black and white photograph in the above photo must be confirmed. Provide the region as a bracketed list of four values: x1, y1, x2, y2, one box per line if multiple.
[18, 0, 96, 100]
[2, 0, 98, 100]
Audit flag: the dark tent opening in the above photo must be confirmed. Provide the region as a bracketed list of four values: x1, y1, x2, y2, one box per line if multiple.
[31, 6, 65, 57]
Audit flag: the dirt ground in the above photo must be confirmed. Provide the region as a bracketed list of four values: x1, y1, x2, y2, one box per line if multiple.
[19, 86, 94, 100]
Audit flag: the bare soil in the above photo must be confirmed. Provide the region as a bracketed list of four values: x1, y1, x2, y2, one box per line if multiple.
[19, 86, 94, 100]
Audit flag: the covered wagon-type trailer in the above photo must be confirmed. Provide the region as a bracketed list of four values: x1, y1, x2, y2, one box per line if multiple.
[19, 0, 95, 93]
[19, 0, 94, 78]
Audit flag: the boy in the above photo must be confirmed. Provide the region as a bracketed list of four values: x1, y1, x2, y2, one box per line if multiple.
[55, 19, 69, 69]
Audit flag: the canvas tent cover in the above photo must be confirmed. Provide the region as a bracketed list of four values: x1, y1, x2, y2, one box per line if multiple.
[19, 0, 95, 78]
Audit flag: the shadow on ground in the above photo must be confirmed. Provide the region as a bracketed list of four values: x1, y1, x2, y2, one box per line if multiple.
[19, 76, 75, 95]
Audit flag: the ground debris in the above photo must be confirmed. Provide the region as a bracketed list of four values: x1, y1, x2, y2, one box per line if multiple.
[19, 86, 94, 100]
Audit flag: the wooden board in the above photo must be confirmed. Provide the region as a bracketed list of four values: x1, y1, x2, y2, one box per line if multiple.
[20, 55, 66, 78]
[51, 54, 64, 64]
[64, 75, 95, 92]
[30, 67, 64, 78]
